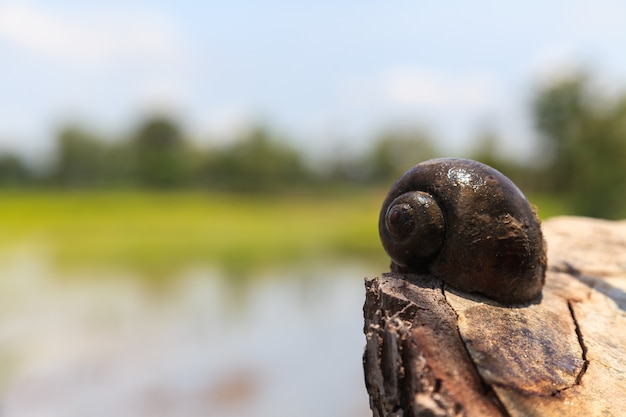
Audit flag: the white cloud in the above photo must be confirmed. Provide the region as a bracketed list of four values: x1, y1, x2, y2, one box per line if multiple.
[381, 68, 499, 110]
[0, 3, 188, 68]
[330, 67, 518, 156]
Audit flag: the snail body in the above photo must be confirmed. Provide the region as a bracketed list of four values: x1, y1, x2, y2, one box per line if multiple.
[379, 158, 546, 305]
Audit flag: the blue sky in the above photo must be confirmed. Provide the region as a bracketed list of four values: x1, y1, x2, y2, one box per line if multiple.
[2, 1, 626, 162]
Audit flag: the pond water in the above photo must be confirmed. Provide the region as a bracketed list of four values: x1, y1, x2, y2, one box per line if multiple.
[0, 246, 372, 417]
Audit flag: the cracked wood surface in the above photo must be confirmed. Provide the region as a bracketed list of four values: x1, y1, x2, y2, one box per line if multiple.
[363, 216, 626, 417]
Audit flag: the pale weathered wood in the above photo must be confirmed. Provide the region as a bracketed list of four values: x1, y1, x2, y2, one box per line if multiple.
[363, 216, 626, 417]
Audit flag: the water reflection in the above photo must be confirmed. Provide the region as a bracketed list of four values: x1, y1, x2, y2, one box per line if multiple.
[0, 247, 371, 417]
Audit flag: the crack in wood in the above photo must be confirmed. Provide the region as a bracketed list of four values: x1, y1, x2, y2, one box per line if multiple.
[442, 284, 512, 417]
[567, 300, 589, 385]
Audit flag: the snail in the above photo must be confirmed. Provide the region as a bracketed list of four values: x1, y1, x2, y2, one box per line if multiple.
[379, 158, 546, 304]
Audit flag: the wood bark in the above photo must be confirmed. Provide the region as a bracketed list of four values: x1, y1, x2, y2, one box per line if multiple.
[363, 216, 626, 417]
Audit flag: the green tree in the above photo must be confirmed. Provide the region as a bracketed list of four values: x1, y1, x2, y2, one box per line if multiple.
[358, 128, 438, 183]
[0, 153, 31, 186]
[132, 117, 190, 187]
[203, 127, 311, 192]
[532, 73, 626, 218]
[53, 126, 110, 187]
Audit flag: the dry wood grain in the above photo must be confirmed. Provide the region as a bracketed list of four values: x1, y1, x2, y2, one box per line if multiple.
[363, 216, 626, 417]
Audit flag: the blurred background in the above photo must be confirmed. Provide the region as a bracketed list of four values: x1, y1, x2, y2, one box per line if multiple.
[1, 1, 626, 416]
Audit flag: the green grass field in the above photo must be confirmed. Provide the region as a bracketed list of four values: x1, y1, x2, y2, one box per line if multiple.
[0, 190, 569, 281]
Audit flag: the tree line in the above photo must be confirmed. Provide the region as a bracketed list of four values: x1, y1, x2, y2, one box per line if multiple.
[0, 115, 450, 191]
[1, 72, 626, 218]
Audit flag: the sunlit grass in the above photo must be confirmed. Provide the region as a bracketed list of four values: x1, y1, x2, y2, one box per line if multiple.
[0, 190, 569, 281]
[0, 190, 388, 280]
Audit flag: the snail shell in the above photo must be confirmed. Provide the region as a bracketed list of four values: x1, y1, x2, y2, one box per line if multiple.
[379, 158, 546, 305]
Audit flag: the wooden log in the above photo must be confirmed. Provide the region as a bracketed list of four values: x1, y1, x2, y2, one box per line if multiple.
[363, 216, 626, 417]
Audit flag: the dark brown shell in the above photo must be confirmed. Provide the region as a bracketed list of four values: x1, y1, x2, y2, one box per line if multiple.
[379, 158, 547, 304]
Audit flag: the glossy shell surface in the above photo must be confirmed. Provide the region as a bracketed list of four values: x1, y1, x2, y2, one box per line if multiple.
[379, 158, 547, 304]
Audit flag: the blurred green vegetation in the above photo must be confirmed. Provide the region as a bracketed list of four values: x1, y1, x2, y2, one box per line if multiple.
[531, 72, 626, 218]
[0, 71, 624, 280]
[0, 190, 388, 280]
[0, 189, 567, 281]
[2, 71, 625, 219]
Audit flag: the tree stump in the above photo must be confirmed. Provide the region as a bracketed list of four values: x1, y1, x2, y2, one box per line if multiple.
[363, 216, 626, 417]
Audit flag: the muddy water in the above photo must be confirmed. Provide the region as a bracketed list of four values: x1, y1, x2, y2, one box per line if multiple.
[0, 248, 372, 417]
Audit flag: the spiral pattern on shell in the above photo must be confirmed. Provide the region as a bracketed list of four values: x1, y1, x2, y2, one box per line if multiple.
[379, 158, 546, 305]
